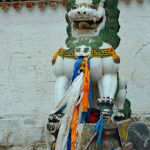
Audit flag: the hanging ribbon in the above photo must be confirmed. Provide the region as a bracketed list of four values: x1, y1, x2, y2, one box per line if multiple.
[56, 57, 83, 115]
[66, 57, 83, 150]
[71, 106, 79, 150]
[67, 130, 71, 150]
[81, 57, 90, 112]
[94, 117, 107, 148]
[81, 58, 91, 123]
[67, 57, 92, 150]
[85, 59, 92, 122]
[71, 57, 84, 85]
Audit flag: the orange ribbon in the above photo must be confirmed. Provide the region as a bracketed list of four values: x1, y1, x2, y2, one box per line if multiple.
[71, 106, 79, 150]
[81, 57, 90, 112]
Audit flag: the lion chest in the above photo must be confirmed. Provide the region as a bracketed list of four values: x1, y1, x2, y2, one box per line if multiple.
[52, 46, 119, 81]
[55, 57, 103, 82]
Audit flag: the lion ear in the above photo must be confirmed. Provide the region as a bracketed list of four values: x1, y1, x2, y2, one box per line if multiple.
[100, 0, 105, 7]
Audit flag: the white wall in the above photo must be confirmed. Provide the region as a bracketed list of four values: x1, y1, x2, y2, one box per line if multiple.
[0, 0, 150, 149]
[0, 5, 67, 118]
[117, 0, 150, 113]
[0, 5, 67, 149]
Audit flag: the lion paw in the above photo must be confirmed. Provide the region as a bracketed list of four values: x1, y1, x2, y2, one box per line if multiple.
[47, 113, 63, 134]
[113, 111, 125, 121]
[97, 97, 114, 107]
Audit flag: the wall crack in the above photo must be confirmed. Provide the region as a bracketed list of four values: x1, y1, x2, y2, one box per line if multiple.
[130, 41, 150, 80]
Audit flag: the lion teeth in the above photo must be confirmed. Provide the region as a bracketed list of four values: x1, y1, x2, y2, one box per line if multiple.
[90, 24, 97, 29]
[79, 22, 90, 29]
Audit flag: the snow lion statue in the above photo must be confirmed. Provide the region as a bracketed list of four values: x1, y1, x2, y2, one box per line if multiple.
[46, 0, 131, 150]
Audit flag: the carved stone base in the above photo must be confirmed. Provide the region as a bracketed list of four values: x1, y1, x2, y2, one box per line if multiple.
[80, 119, 132, 150]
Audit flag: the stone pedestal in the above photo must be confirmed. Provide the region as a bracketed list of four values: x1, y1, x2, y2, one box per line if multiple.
[80, 119, 132, 150]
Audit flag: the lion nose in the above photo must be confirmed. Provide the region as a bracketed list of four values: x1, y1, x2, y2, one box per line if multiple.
[77, 11, 86, 15]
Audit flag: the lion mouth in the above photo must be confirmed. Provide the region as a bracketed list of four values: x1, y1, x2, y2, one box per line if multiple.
[73, 16, 104, 30]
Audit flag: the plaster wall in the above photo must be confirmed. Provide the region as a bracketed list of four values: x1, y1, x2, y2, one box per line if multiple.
[0, 0, 150, 149]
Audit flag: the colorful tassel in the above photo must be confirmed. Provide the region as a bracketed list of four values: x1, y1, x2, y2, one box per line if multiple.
[66, 58, 83, 150]
[67, 57, 92, 150]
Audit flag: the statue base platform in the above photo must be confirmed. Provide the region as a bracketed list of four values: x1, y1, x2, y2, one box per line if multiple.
[80, 119, 132, 150]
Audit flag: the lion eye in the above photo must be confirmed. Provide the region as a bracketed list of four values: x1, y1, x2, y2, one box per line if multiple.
[76, 48, 80, 52]
[90, 5, 98, 10]
[84, 48, 89, 53]
[72, 5, 77, 10]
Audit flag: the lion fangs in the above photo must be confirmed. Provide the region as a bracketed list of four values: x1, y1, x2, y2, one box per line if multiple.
[93, 17, 97, 23]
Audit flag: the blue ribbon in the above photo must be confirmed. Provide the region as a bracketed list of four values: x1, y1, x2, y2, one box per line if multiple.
[94, 117, 107, 148]
[71, 57, 83, 85]
[81, 112, 86, 123]
[57, 105, 66, 113]
[67, 130, 71, 150]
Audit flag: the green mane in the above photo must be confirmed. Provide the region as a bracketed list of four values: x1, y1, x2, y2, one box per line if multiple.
[64, 0, 120, 56]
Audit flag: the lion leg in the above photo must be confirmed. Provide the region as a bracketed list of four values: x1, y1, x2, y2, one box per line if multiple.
[98, 57, 119, 102]
[113, 76, 128, 120]
[54, 76, 69, 105]
[98, 74, 118, 100]
[97, 57, 119, 116]
[53, 56, 70, 105]
[115, 76, 127, 110]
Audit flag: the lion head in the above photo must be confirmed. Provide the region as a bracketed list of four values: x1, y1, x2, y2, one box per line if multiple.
[68, 0, 106, 38]
[64, 0, 120, 56]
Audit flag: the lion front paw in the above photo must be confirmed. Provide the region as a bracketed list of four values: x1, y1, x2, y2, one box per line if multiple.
[47, 112, 64, 134]
[112, 111, 125, 121]
[97, 97, 114, 107]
